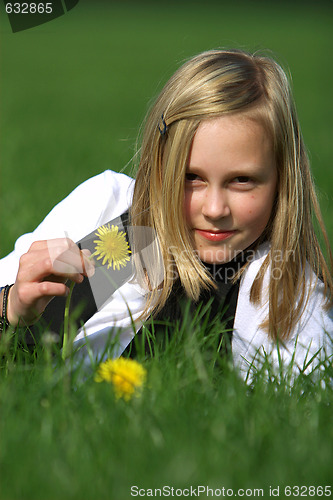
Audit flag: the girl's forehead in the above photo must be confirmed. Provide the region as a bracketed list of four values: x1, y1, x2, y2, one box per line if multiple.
[188, 114, 276, 174]
[196, 113, 267, 133]
[192, 114, 273, 151]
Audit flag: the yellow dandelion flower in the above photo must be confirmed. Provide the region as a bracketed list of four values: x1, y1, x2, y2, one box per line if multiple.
[94, 357, 147, 401]
[93, 224, 131, 270]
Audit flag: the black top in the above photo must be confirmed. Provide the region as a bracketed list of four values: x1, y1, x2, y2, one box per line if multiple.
[124, 252, 248, 359]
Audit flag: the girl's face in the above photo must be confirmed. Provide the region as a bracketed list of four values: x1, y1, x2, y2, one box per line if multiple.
[184, 114, 277, 263]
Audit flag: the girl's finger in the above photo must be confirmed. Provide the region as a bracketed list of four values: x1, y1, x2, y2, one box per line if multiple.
[47, 242, 94, 278]
[80, 249, 95, 278]
[7, 281, 70, 325]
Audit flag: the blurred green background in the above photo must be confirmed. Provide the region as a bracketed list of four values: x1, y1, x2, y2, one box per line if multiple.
[1, 0, 332, 258]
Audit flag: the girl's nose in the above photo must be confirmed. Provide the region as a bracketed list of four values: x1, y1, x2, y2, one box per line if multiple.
[202, 188, 231, 220]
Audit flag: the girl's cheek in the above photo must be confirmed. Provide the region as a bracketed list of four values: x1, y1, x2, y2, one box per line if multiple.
[183, 193, 194, 222]
[239, 195, 270, 224]
[184, 189, 202, 213]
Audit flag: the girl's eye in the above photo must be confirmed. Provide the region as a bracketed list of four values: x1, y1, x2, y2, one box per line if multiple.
[185, 173, 201, 182]
[234, 176, 251, 183]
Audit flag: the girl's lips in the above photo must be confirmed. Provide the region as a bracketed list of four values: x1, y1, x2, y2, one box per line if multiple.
[195, 229, 236, 242]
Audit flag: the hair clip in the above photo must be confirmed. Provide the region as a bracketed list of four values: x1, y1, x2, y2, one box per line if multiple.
[158, 114, 168, 137]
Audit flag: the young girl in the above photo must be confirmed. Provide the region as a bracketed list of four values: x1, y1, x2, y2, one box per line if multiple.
[1, 49, 332, 380]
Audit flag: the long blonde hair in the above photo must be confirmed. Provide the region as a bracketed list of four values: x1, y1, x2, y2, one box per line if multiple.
[130, 49, 333, 341]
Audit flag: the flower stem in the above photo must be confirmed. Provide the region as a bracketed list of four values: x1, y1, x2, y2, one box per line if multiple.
[62, 281, 75, 361]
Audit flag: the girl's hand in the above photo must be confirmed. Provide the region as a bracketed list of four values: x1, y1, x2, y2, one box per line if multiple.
[7, 238, 95, 326]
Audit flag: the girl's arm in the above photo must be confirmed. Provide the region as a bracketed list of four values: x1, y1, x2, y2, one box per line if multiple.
[0, 169, 134, 330]
[0, 170, 134, 287]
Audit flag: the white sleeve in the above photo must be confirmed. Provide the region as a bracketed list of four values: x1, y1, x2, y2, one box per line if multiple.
[233, 245, 333, 382]
[0, 170, 135, 286]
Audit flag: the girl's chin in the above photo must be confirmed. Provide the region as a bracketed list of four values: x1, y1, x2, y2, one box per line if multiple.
[197, 249, 237, 264]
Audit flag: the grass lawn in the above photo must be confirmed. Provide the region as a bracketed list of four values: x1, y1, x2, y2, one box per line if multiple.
[1, 315, 333, 500]
[0, 1, 332, 499]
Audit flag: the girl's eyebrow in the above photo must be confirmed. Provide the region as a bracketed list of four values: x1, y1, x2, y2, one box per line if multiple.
[187, 163, 268, 174]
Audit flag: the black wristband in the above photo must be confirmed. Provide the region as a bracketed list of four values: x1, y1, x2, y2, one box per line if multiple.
[0, 284, 14, 334]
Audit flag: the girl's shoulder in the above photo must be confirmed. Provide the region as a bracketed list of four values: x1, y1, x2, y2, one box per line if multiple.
[25, 169, 135, 244]
[238, 241, 333, 337]
[63, 169, 134, 225]
[234, 242, 333, 380]
[78, 169, 135, 230]
[241, 241, 331, 305]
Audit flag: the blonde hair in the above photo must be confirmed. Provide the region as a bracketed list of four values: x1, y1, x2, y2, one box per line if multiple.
[130, 49, 333, 341]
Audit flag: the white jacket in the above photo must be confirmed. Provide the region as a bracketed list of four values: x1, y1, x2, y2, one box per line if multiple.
[1, 170, 332, 379]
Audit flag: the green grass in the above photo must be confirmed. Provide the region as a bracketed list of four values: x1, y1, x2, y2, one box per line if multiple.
[0, 2, 333, 498]
[0, 312, 332, 500]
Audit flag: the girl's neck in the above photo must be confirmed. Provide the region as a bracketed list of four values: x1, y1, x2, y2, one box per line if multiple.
[202, 250, 250, 284]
